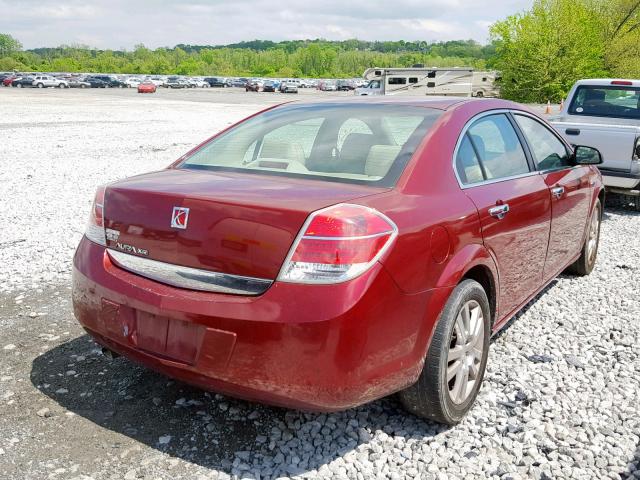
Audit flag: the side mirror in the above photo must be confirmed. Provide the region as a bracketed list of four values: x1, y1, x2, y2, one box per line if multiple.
[573, 145, 603, 165]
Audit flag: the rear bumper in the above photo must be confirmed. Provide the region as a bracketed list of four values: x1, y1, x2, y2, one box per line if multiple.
[72, 237, 445, 411]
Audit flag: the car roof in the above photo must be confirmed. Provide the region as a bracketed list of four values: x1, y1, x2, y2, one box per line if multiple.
[278, 96, 519, 111]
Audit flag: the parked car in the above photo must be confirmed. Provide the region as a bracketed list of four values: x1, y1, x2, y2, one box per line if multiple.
[73, 97, 604, 424]
[2, 75, 18, 86]
[85, 75, 122, 88]
[137, 81, 157, 94]
[204, 77, 226, 88]
[149, 77, 165, 87]
[67, 77, 91, 88]
[232, 78, 249, 88]
[32, 75, 68, 88]
[279, 81, 298, 93]
[319, 80, 337, 91]
[337, 80, 356, 91]
[245, 80, 262, 92]
[550, 79, 640, 209]
[262, 80, 277, 92]
[85, 77, 109, 88]
[165, 76, 187, 89]
[191, 78, 210, 88]
[87, 75, 125, 88]
[11, 76, 35, 88]
[124, 77, 142, 88]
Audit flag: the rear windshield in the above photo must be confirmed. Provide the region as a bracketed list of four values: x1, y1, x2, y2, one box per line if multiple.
[179, 103, 442, 187]
[569, 85, 640, 119]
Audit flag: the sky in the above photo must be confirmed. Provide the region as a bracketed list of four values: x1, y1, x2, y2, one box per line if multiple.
[1, 0, 532, 50]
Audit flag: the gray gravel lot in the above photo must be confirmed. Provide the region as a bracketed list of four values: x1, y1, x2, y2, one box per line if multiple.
[0, 87, 639, 480]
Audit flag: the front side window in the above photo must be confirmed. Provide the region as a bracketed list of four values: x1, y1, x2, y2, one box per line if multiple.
[514, 115, 571, 170]
[459, 114, 530, 183]
[180, 104, 442, 187]
[569, 85, 640, 119]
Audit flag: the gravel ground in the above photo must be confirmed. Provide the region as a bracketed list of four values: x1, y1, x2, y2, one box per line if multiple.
[0, 88, 639, 480]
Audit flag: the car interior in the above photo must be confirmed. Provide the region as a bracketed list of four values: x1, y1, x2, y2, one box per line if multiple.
[182, 106, 441, 185]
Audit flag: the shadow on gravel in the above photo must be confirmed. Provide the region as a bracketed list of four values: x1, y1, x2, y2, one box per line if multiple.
[30, 335, 447, 476]
[625, 445, 640, 479]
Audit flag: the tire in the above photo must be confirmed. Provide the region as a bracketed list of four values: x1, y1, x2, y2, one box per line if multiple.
[399, 279, 490, 425]
[17, 83, 22, 88]
[476, 91, 484, 98]
[58, 83, 66, 88]
[80, 84, 86, 88]
[37, 83, 44, 88]
[567, 198, 602, 276]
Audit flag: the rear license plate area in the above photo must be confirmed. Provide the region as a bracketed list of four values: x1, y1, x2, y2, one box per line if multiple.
[135, 311, 204, 365]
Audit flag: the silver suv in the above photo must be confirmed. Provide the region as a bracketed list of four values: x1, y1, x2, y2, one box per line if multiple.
[32, 75, 69, 88]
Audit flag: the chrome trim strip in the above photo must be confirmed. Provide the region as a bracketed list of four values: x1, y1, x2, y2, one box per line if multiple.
[107, 249, 273, 295]
[301, 231, 394, 241]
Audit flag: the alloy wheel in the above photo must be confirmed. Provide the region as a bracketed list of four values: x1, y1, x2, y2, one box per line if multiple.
[447, 300, 485, 404]
[587, 204, 600, 265]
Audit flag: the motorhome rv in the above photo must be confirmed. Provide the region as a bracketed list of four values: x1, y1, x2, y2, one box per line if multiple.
[355, 67, 500, 97]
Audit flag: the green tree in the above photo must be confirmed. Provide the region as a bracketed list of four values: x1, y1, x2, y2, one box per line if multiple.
[490, 0, 607, 102]
[0, 33, 22, 57]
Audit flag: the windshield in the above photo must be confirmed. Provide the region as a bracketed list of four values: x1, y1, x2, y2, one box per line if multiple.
[569, 85, 640, 119]
[179, 103, 442, 187]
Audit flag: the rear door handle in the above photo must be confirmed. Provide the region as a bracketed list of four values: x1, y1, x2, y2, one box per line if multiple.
[488, 204, 510, 219]
[551, 186, 565, 198]
[565, 128, 580, 136]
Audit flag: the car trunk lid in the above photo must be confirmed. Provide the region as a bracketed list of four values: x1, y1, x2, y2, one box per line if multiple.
[103, 168, 384, 281]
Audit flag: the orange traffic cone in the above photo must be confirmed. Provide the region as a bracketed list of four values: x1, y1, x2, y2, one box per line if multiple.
[544, 100, 551, 114]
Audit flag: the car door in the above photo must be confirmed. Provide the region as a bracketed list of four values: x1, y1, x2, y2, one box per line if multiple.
[513, 113, 592, 281]
[455, 112, 552, 321]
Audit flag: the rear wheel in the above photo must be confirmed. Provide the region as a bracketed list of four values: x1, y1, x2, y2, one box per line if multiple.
[567, 199, 601, 275]
[399, 279, 490, 425]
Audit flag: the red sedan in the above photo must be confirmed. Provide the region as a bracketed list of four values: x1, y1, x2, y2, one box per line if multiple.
[137, 81, 157, 93]
[73, 98, 604, 424]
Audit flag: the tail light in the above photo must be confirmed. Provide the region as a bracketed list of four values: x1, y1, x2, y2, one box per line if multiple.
[278, 204, 398, 284]
[85, 185, 106, 246]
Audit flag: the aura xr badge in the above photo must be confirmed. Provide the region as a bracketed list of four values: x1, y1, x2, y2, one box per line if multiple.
[171, 206, 190, 229]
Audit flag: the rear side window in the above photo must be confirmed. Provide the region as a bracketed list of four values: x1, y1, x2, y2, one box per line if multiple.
[569, 85, 640, 119]
[180, 104, 442, 187]
[514, 115, 571, 170]
[456, 114, 530, 184]
[455, 136, 484, 184]
[388, 77, 407, 85]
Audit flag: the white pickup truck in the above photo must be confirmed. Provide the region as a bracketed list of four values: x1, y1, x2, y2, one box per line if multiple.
[550, 79, 640, 208]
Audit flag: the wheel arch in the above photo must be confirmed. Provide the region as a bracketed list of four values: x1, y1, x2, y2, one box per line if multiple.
[460, 265, 497, 327]
[435, 243, 499, 327]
